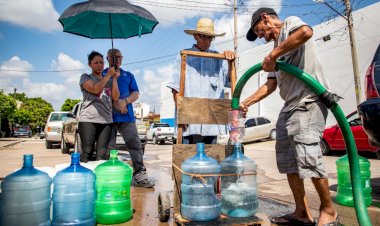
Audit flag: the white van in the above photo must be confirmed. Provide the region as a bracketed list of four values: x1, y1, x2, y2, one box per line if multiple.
[44, 111, 69, 149]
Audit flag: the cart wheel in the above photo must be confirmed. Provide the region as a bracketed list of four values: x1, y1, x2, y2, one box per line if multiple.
[158, 192, 170, 222]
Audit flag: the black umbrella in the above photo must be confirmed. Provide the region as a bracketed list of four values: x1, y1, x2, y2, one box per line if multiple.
[58, 0, 159, 48]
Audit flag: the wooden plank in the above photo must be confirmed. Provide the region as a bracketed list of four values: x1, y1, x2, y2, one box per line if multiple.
[172, 144, 233, 217]
[177, 97, 231, 125]
[229, 60, 237, 95]
[181, 50, 226, 60]
[175, 214, 263, 225]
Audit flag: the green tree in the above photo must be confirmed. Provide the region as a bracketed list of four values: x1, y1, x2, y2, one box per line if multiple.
[18, 98, 54, 132]
[61, 98, 81, 111]
[8, 92, 28, 102]
[0, 91, 17, 136]
[12, 109, 32, 126]
[0, 91, 17, 120]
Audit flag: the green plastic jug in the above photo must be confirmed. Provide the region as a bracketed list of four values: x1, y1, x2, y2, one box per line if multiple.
[336, 154, 372, 207]
[94, 150, 133, 224]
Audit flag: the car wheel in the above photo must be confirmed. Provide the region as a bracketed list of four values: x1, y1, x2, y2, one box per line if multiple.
[159, 140, 165, 145]
[45, 140, 52, 149]
[269, 129, 276, 140]
[320, 139, 330, 155]
[152, 135, 157, 145]
[61, 136, 70, 154]
[74, 133, 82, 154]
[172, 137, 177, 144]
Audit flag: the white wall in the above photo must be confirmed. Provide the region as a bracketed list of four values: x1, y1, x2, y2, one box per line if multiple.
[160, 81, 175, 120]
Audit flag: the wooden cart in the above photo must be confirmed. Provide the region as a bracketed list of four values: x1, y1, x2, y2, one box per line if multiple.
[158, 50, 263, 226]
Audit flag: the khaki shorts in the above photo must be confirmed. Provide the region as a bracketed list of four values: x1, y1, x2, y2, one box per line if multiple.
[275, 101, 328, 178]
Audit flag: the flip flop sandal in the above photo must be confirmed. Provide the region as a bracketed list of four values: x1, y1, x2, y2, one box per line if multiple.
[322, 216, 339, 226]
[269, 214, 316, 226]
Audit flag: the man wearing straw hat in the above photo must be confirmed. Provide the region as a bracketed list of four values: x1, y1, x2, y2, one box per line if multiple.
[167, 18, 235, 144]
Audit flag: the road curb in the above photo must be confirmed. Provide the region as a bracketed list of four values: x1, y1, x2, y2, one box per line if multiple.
[0, 140, 25, 150]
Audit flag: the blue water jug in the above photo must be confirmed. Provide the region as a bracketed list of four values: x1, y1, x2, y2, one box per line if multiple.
[0, 154, 52, 226]
[221, 143, 258, 217]
[181, 143, 221, 221]
[336, 154, 372, 207]
[52, 153, 96, 226]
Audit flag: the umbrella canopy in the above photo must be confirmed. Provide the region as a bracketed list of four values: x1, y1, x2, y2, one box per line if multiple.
[59, 0, 159, 47]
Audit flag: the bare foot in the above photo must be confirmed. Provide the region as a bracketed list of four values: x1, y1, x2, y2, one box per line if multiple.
[318, 210, 338, 226]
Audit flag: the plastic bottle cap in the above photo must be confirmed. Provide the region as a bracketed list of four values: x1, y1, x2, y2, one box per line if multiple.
[110, 150, 118, 158]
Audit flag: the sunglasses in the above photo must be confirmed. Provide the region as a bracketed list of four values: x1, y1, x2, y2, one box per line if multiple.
[197, 34, 215, 41]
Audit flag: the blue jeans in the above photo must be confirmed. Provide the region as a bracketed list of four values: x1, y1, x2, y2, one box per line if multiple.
[182, 135, 217, 144]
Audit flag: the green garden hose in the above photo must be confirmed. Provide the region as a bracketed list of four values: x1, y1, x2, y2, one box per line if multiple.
[231, 61, 372, 226]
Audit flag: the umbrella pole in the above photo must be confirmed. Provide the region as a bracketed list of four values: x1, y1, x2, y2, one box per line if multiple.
[109, 13, 114, 49]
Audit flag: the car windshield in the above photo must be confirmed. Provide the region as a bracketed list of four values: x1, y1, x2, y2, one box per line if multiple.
[50, 113, 69, 122]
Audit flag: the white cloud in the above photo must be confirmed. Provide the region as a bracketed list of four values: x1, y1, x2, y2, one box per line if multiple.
[51, 52, 86, 85]
[22, 78, 78, 110]
[0, 54, 85, 110]
[138, 63, 175, 111]
[0, 56, 32, 79]
[0, 0, 60, 32]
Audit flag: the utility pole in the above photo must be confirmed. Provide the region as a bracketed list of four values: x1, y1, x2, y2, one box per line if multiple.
[315, 0, 362, 105]
[344, 0, 362, 105]
[233, 0, 238, 55]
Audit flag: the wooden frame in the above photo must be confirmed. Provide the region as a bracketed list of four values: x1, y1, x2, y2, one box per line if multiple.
[176, 50, 236, 143]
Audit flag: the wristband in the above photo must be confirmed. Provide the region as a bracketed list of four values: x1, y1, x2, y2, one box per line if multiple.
[124, 98, 129, 105]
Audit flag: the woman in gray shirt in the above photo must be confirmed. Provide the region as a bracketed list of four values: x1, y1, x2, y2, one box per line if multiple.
[78, 51, 120, 162]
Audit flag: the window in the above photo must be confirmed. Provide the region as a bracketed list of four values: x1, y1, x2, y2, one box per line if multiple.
[257, 117, 268, 126]
[245, 119, 256, 128]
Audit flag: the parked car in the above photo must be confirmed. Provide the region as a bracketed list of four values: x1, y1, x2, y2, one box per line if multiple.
[217, 116, 276, 144]
[13, 125, 32, 137]
[146, 123, 174, 145]
[44, 111, 69, 149]
[39, 131, 46, 139]
[320, 111, 379, 159]
[358, 43, 380, 148]
[115, 120, 148, 152]
[61, 101, 147, 154]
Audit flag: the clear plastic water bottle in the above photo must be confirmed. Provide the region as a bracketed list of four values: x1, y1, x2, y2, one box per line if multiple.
[0, 154, 52, 226]
[181, 143, 221, 221]
[52, 153, 96, 226]
[94, 150, 133, 224]
[221, 143, 258, 217]
[336, 154, 372, 207]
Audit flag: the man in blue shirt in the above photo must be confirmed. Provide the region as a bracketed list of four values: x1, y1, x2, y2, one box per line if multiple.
[167, 18, 235, 144]
[104, 48, 154, 188]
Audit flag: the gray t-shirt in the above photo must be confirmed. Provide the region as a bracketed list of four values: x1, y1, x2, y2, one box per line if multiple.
[268, 16, 330, 112]
[79, 73, 113, 124]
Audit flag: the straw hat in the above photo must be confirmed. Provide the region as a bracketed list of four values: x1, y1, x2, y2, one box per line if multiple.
[184, 18, 225, 37]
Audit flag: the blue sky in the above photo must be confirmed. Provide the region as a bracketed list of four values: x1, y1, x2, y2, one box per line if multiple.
[0, 0, 377, 111]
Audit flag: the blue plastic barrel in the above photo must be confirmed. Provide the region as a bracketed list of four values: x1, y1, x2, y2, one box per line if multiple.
[0, 154, 52, 226]
[52, 153, 96, 226]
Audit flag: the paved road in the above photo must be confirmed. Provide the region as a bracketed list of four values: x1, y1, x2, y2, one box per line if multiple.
[1, 138, 380, 225]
